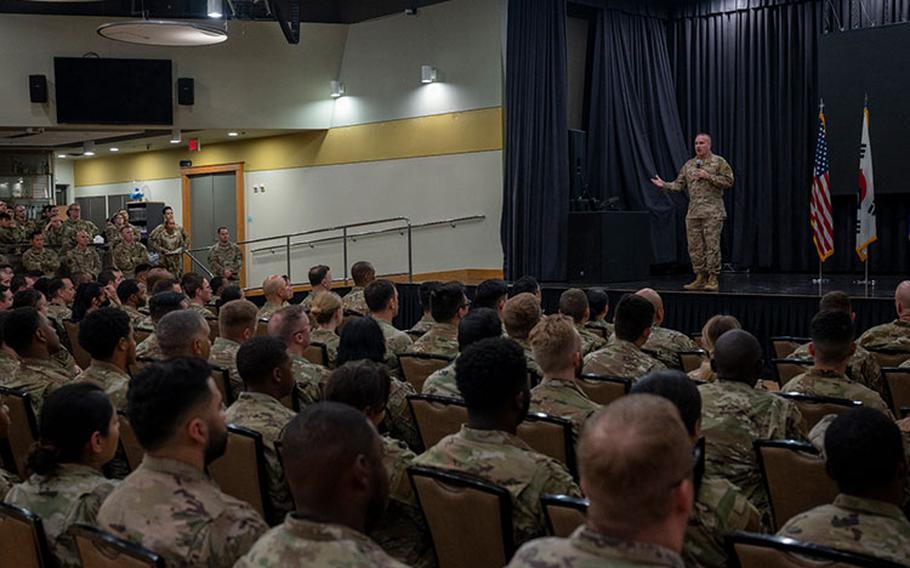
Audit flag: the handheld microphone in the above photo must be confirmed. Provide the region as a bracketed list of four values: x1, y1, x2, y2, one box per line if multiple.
[695, 159, 703, 169]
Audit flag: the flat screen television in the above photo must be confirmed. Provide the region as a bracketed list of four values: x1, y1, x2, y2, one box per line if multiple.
[54, 57, 173, 125]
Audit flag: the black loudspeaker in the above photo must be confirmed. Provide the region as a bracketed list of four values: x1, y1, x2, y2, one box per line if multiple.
[568, 129, 586, 199]
[177, 77, 194, 105]
[29, 75, 47, 103]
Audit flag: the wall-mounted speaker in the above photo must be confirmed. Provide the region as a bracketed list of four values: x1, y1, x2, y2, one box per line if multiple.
[177, 77, 195, 106]
[29, 75, 47, 103]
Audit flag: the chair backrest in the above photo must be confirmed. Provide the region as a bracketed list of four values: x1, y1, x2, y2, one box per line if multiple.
[678, 350, 707, 373]
[773, 358, 813, 385]
[210, 365, 235, 405]
[725, 531, 905, 568]
[577, 373, 631, 406]
[302, 342, 328, 367]
[409, 465, 514, 568]
[207, 425, 273, 523]
[407, 394, 467, 449]
[0, 385, 39, 479]
[70, 524, 164, 568]
[256, 318, 269, 337]
[516, 413, 576, 478]
[775, 392, 862, 430]
[883, 367, 910, 416]
[399, 353, 454, 393]
[754, 440, 838, 531]
[117, 412, 144, 472]
[866, 348, 910, 368]
[64, 319, 92, 369]
[770, 336, 810, 359]
[0, 502, 54, 568]
[541, 494, 588, 537]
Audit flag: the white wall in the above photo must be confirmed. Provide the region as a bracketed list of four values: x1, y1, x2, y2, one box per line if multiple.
[53, 157, 74, 190]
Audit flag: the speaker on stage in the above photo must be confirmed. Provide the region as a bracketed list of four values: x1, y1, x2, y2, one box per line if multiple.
[29, 75, 47, 103]
[177, 77, 195, 105]
[568, 129, 586, 200]
[568, 211, 653, 283]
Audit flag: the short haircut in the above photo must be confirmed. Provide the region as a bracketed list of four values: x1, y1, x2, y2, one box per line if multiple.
[819, 291, 852, 313]
[713, 329, 762, 383]
[151, 277, 180, 295]
[144, 267, 171, 293]
[218, 299, 258, 338]
[502, 293, 542, 339]
[308, 265, 331, 287]
[13, 288, 43, 310]
[700, 315, 741, 352]
[310, 292, 343, 325]
[511, 276, 540, 297]
[78, 307, 131, 360]
[613, 294, 655, 342]
[530, 315, 581, 374]
[350, 261, 375, 286]
[134, 263, 151, 276]
[128, 357, 213, 451]
[209, 276, 225, 295]
[181, 272, 206, 299]
[473, 279, 508, 310]
[418, 281, 441, 311]
[457, 307, 503, 351]
[324, 360, 391, 413]
[269, 304, 306, 344]
[631, 370, 702, 437]
[149, 291, 185, 322]
[219, 286, 243, 304]
[585, 288, 609, 317]
[72, 282, 104, 323]
[262, 274, 285, 297]
[29, 230, 43, 241]
[430, 281, 466, 322]
[236, 336, 289, 387]
[558, 288, 589, 323]
[364, 279, 396, 313]
[98, 269, 118, 287]
[810, 310, 855, 364]
[10, 274, 27, 295]
[157, 310, 208, 356]
[4, 307, 41, 353]
[456, 337, 527, 413]
[216, 225, 228, 233]
[337, 317, 386, 365]
[47, 278, 67, 300]
[162, 206, 173, 214]
[825, 407, 905, 495]
[116, 279, 141, 304]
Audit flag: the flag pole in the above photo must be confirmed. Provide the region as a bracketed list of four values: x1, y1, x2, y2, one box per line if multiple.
[811, 98, 829, 291]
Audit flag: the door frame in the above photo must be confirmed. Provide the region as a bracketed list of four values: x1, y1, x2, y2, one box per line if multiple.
[180, 162, 246, 287]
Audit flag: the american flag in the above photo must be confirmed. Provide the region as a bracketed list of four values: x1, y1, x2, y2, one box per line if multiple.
[810, 108, 834, 261]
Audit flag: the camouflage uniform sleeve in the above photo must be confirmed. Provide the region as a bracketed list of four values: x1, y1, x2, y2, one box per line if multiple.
[385, 380, 422, 452]
[784, 400, 808, 441]
[709, 157, 734, 190]
[207, 502, 269, 567]
[663, 162, 689, 192]
[540, 458, 583, 499]
[208, 246, 222, 275]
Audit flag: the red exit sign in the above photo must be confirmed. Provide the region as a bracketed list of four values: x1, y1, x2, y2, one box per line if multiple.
[188, 138, 201, 152]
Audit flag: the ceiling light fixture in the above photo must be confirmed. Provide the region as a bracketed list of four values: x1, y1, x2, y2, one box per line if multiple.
[207, 0, 223, 18]
[330, 80, 345, 99]
[97, 20, 228, 47]
[110, 147, 120, 152]
[57, 154, 67, 159]
[170, 130, 181, 144]
[420, 65, 437, 84]
[227, 131, 239, 137]
[83, 141, 95, 156]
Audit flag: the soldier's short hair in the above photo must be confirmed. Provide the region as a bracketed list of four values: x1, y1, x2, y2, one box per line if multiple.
[10, 275, 27, 295]
[700, 314, 741, 353]
[261, 274, 286, 298]
[144, 267, 173, 294]
[133, 263, 151, 277]
[151, 277, 180, 295]
[116, 279, 141, 304]
[29, 231, 42, 241]
[309, 292, 342, 325]
[209, 276, 225, 295]
[631, 370, 702, 436]
[98, 269, 119, 288]
[268, 304, 307, 344]
[613, 294, 655, 343]
[337, 317, 386, 366]
[473, 279, 508, 310]
[712, 329, 762, 383]
[530, 315, 581, 374]
[128, 357, 214, 451]
[308, 264, 331, 287]
[456, 337, 527, 414]
[79, 307, 131, 360]
[216, 225, 228, 234]
[218, 299, 258, 338]
[181, 272, 206, 299]
[350, 261, 375, 287]
[430, 281, 466, 323]
[502, 293, 542, 340]
[457, 307, 502, 351]
[149, 291, 186, 323]
[119, 225, 132, 235]
[12, 289, 43, 311]
[325, 360, 391, 414]
[48, 278, 68, 300]
[819, 291, 851, 313]
[0, 212, 11, 222]
[580, 395, 692, 533]
[558, 288, 589, 324]
[236, 336, 289, 387]
[695, 132, 712, 144]
[510, 276, 540, 298]
[220, 286, 243, 304]
[3, 307, 42, 353]
[810, 310, 855, 364]
[157, 310, 208, 357]
[585, 288, 609, 318]
[825, 407, 905, 496]
[418, 281, 442, 312]
[364, 279, 396, 313]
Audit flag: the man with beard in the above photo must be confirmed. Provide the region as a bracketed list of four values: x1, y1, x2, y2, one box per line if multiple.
[235, 402, 407, 567]
[98, 357, 267, 567]
[116, 279, 149, 330]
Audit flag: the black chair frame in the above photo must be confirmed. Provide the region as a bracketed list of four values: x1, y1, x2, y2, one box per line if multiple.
[69, 523, 165, 567]
[578, 373, 632, 392]
[882, 366, 910, 416]
[0, 501, 54, 568]
[724, 530, 905, 568]
[753, 439, 821, 531]
[540, 494, 589, 537]
[774, 391, 863, 408]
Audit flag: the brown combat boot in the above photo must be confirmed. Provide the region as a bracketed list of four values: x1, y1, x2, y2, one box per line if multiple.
[703, 273, 719, 291]
[683, 273, 706, 290]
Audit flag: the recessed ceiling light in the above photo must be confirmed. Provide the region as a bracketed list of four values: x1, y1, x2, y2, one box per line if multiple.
[227, 131, 239, 137]
[97, 20, 228, 47]
[170, 129, 181, 144]
[84, 151, 95, 156]
[207, 0, 223, 18]
[57, 154, 66, 159]
[110, 147, 120, 152]
[421, 65, 438, 84]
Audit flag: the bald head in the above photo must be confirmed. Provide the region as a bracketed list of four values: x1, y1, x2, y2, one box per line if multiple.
[712, 329, 762, 384]
[635, 288, 664, 325]
[262, 274, 288, 301]
[896, 281, 910, 319]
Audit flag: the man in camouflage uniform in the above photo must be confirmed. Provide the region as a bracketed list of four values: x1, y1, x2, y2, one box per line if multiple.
[858, 280, 910, 353]
[503, 292, 544, 376]
[558, 288, 606, 356]
[507, 396, 692, 568]
[45, 278, 75, 331]
[148, 218, 188, 277]
[301, 265, 333, 313]
[12, 205, 37, 240]
[408, 280, 467, 358]
[42, 216, 66, 253]
[182, 272, 217, 323]
[364, 280, 413, 378]
[257, 274, 292, 321]
[342, 260, 375, 315]
[636, 288, 700, 370]
[778, 408, 910, 565]
[225, 337, 297, 525]
[407, 280, 440, 337]
[209, 299, 258, 396]
[21, 231, 60, 277]
[208, 226, 243, 282]
[582, 294, 665, 380]
[98, 357, 268, 567]
[423, 307, 504, 400]
[0, 213, 19, 250]
[135, 292, 187, 361]
[65, 230, 101, 278]
[651, 133, 735, 292]
[414, 337, 581, 546]
[584, 287, 614, 340]
[116, 279, 150, 331]
[235, 403, 407, 568]
[268, 305, 330, 407]
[73, 308, 135, 411]
[61, 203, 100, 252]
[112, 225, 148, 278]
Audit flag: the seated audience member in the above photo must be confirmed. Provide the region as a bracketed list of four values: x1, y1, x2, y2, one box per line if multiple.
[12, 287, 48, 313]
[98, 357, 267, 566]
[4, 307, 71, 417]
[698, 329, 805, 522]
[71, 282, 105, 323]
[234, 403, 405, 568]
[135, 291, 187, 360]
[778, 407, 910, 565]
[582, 294, 664, 379]
[217, 285, 244, 308]
[97, 269, 124, 307]
[4, 383, 119, 568]
[0, 312, 17, 378]
[558, 288, 606, 356]
[150, 276, 182, 296]
[407, 280, 441, 336]
[342, 260, 375, 315]
[65, 230, 101, 279]
[69, 270, 94, 288]
[0, 264, 12, 287]
[423, 307, 503, 400]
[858, 280, 910, 353]
[116, 279, 150, 330]
[226, 336, 297, 524]
[45, 277, 75, 327]
[782, 310, 892, 416]
[209, 276, 225, 303]
[502, 292, 544, 375]
[529, 314, 600, 442]
[10, 274, 29, 295]
[21, 231, 59, 277]
[408, 280, 468, 358]
[308, 291, 343, 367]
[258, 274, 292, 321]
[507, 395, 693, 567]
[75, 307, 136, 410]
[791, 291, 884, 395]
[268, 304, 330, 406]
[112, 225, 148, 278]
[473, 278, 509, 318]
[182, 272, 217, 321]
[210, 299, 259, 395]
[300, 264, 332, 313]
[325, 361, 432, 567]
[636, 288, 700, 370]
[584, 287, 613, 338]
[510, 275, 542, 303]
[142, 266, 173, 297]
[413, 337, 581, 546]
[365, 279, 413, 377]
[632, 371, 761, 568]
[157, 309, 212, 360]
[689, 314, 740, 382]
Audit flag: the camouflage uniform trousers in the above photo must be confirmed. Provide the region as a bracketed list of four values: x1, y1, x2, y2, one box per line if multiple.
[581, 338, 665, 381]
[683, 476, 761, 568]
[686, 218, 724, 276]
[21, 247, 60, 276]
[530, 378, 601, 444]
[208, 242, 242, 279]
[5, 357, 75, 418]
[74, 361, 131, 411]
[112, 241, 149, 278]
[65, 247, 102, 278]
[209, 337, 244, 396]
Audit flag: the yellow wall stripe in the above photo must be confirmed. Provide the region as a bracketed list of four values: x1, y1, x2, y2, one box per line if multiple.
[75, 107, 503, 187]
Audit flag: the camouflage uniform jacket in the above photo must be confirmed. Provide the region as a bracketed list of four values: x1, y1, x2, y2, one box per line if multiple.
[698, 380, 806, 518]
[0, 468, 15, 498]
[46, 303, 72, 331]
[97, 455, 268, 568]
[530, 378, 601, 443]
[422, 359, 461, 399]
[507, 525, 686, 568]
[342, 286, 369, 315]
[413, 425, 581, 545]
[5, 357, 74, 417]
[683, 476, 761, 568]
[688, 361, 716, 383]
[209, 337, 243, 396]
[585, 319, 614, 339]
[136, 333, 164, 360]
[0, 350, 19, 382]
[778, 494, 910, 566]
[662, 154, 735, 220]
[300, 292, 316, 313]
[148, 225, 189, 276]
[65, 246, 101, 278]
[208, 242, 242, 278]
[121, 304, 151, 331]
[291, 353, 331, 407]
[781, 367, 893, 417]
[225, 391, 296, 524]
[408, 322, 459, 358]
[189, 302, 217, 321]
[376, 317, 413, 378]
[576, 323, 607, 356]
[309, 328, 340, 368]
[791, 342, 884, 396]
[643, 326, 699, 370]
[75, 360, 130, 411]
[62, 219, 100, 250]
[582, 338, 665, 381]
[112, 241, 148, 278]
[408, 314, 434, 337]
[22, 247, 60, 276]
[4, 463, 117, 568]
[43, 223, 66, 251]
[385, 378, 421, 452]
[235, 516, 408, 568]
[512, 337, 544, 377]
[858, 319, 910, 353]
[257, 301, 288, 322]
[902, 357, 910, 368]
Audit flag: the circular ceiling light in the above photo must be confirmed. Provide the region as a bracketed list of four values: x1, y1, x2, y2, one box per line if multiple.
[97, 20, 228, 47]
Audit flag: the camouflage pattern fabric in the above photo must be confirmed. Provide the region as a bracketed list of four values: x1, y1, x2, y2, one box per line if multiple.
[65, 247, 101, 278]
[4, 463, 117, 568]
[0, 226, 18, 245]
[257, 301, 288, 322]
[291, 353, 331, 407]
[385, 379, 421, 452]
[62, 219, 100, 250]
[208, 242, 242, 279]
[421, 360, 460, 399]
[112, 241, 149, 278]
[148, 224, 189, 276]
[688, 362, 716, 383]
[575, 324, 607, 357]
[781, 367, 893, 417]
[188, 302, 217, 322]
[530, 378, 600, 443]
[0, 468, 16, 497]
[507, 525, 685, 568]
[408, 322, 458, 358]
[375, 317, 413, 379]
[5, 357, 75, 417]
[21, 247, 60, 276]
[0, 350, 20, 382]
[790, 342, 884, 396]
[342, 287, 369, 315]
[582, 338, 665, 381]
[662, 154, 734, 220]
[209, 337, 243, 396]
[413, 425, 581, 546]
[901, 358, 910, 368]
[683, 476, 761, 568]
[104, 221, 138, 247]
[643, 326, 699, 370]
[585, 319, 614, 340]
[858, 320, 910, 353]
[46, 303, 73, 331]
[511, 337, 544, 377]
[75, 361, 130, 411]
[136, 333, 164, 361]
[309, 328, 340, 368]
[97, 455, 268, 568]
[121, 304, 151, 331]
[43, 223, 66, 251]
[300, 293, 316, 313]
[408, 314, 434, 337]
